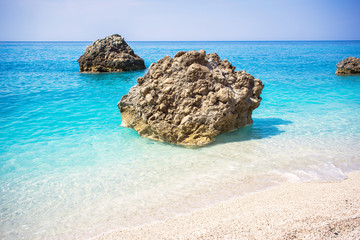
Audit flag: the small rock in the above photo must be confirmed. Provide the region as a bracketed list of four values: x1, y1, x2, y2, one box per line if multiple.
[335, 57, 360, 75]
[78, 34, 145, 72]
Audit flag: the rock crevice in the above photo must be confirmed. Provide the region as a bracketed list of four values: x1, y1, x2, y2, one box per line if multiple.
[118, 50, 264, 146]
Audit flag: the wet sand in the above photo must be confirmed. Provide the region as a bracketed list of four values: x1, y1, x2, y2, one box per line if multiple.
[96, 171, 360, 240]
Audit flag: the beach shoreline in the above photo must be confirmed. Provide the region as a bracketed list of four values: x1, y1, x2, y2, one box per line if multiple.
[95, 171, 360, 240]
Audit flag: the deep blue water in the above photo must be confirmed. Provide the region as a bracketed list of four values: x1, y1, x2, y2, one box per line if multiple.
[1, 41, 360, 239]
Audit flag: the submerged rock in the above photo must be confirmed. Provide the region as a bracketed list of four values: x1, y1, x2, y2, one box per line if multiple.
[336, 57, 360, 75]
[78, 34, 145, 72]
[118, 50, 264, 146]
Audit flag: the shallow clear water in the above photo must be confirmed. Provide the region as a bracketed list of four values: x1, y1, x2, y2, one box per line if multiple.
[1, 41, 360, 239]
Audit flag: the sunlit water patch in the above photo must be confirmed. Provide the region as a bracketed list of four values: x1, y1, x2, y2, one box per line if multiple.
[0, 41, 360, 239]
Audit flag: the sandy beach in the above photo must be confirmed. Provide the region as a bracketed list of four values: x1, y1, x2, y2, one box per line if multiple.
[96, 171, 360, 240]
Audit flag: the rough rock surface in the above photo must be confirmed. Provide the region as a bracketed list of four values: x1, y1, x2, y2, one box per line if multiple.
[336, 57, 360, 75]
[78, 34, 145, 72]
[118, 50, 264, 146]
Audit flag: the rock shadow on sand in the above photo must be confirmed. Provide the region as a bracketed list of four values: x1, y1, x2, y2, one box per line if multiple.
[212, 118, 292, 145]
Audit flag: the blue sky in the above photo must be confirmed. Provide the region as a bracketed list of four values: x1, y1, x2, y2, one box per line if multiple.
[0, 0, 359, 41]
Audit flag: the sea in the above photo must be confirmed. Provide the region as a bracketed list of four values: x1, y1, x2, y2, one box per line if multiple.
[1, 41, 360, 239]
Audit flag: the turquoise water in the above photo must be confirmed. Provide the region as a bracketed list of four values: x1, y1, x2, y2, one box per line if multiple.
[1, 41, 360, 239]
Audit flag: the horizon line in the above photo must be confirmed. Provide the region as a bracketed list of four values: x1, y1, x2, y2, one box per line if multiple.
[1, 40, 360, 43]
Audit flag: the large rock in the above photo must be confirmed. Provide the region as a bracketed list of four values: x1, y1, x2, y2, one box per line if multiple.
[118, 50, 264, 146]
[78, 34, 145, 72]
[336, 57, 360, 75]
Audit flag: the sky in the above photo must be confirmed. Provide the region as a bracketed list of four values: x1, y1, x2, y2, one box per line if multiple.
[0, 0, 359, 41]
